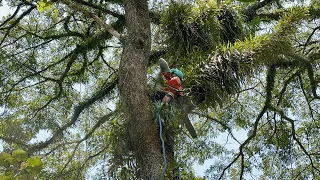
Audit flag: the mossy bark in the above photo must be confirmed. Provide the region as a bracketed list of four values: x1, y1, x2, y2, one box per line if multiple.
[119, 0, 163, 179]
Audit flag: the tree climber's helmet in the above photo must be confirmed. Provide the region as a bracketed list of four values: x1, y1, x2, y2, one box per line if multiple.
[170, 69, 183, 80]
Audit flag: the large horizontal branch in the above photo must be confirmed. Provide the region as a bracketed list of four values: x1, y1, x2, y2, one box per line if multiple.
[149, 50, 167, 66]
[257, 12, 282, 21]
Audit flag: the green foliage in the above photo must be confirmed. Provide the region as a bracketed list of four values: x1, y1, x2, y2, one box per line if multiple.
[275, 6, 308, 35]
[0, 150, 43, 179]
[311, 0, 320, 7]
[25, 157, 43, 174]
[12, 149, 28, 161]
[218, 4, 246, 42]
[161, 1, 221, 56]
[310, 0, 320, 17]
[0, 0, 320, 179]
[191, 8, 306, 107]
[160, 0, 246, 70]
[36, 1, 54, 12]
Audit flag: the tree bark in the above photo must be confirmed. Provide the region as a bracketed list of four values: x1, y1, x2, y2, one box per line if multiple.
[119, 0, 163, 179]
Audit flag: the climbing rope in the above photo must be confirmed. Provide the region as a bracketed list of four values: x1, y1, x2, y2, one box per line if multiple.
[153, 95, 167, 180]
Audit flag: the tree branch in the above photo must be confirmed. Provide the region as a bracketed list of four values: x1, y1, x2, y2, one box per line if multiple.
[219, 65, 276, 179]
[72, 0, 124, 19]
[270, 107, 320, 174]
[59, 0, 121, 38]
[242, 0, 276, 22]
[0, 3, 24, 27]
[76, 144, 110, 179]
[0, 6, 36, 46]
[297, 74, 316, 121]
[61, 111, 117, 171]
[287, 53, 320, 100]
[303, 26, 320, 54]
[28, 77, 118, 154]
[0, 136, 29, 148]
[194, 112, 241, 145]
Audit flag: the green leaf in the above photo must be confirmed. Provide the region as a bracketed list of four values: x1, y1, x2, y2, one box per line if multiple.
[36, 4, 45, 12]
[0, 152, 11, 162]
[38, 1, 46, 7]
[4, 157, 16, 165]
[4, 170, 13, 177]
[43, 5, 51, 11]
[12, 149, 28, 161]
[52, 8, 59, 23]
[20, 161, 28, 170]
[26, 157, 43, 174]
[0, 153, 12, 168]
[249, 17, 261, 26]
[27, 157, 42, 167]
[0, 174, 13, 180]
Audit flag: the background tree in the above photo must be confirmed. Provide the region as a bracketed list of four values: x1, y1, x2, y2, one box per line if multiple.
[0, 0, 319, 179]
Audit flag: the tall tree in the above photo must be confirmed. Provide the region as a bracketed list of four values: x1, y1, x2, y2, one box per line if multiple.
[0, 0, 319, 179]
[119, 0, 163, 178]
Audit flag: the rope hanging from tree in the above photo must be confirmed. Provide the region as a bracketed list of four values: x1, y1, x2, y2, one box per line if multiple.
[153, 95, 167, 180]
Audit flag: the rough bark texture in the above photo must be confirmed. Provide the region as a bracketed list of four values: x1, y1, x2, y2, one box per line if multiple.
[119, 0, 163, 179]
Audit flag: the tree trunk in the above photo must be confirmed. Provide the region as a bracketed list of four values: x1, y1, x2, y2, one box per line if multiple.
[119, 0, 163, 179]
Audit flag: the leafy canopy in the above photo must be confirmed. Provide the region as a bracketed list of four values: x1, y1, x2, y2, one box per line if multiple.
[0, 0, 319, 179]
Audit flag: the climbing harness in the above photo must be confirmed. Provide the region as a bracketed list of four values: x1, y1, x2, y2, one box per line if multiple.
[153, 95, 167, 180]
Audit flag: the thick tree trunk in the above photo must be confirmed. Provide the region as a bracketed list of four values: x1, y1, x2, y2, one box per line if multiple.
[119, 0, 163, 179]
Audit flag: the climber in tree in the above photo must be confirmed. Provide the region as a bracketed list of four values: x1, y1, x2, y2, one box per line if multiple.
[155, 59, 197, 138]
[155, 58, 184, 103]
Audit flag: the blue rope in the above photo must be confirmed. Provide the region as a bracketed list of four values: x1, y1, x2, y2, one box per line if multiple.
[153, 96, 167, 180]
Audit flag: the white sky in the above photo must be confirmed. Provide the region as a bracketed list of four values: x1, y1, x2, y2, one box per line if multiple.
[0, 2, 14, 18]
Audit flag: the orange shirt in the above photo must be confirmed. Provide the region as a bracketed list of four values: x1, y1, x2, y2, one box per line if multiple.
[165, 76, 183, 98]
